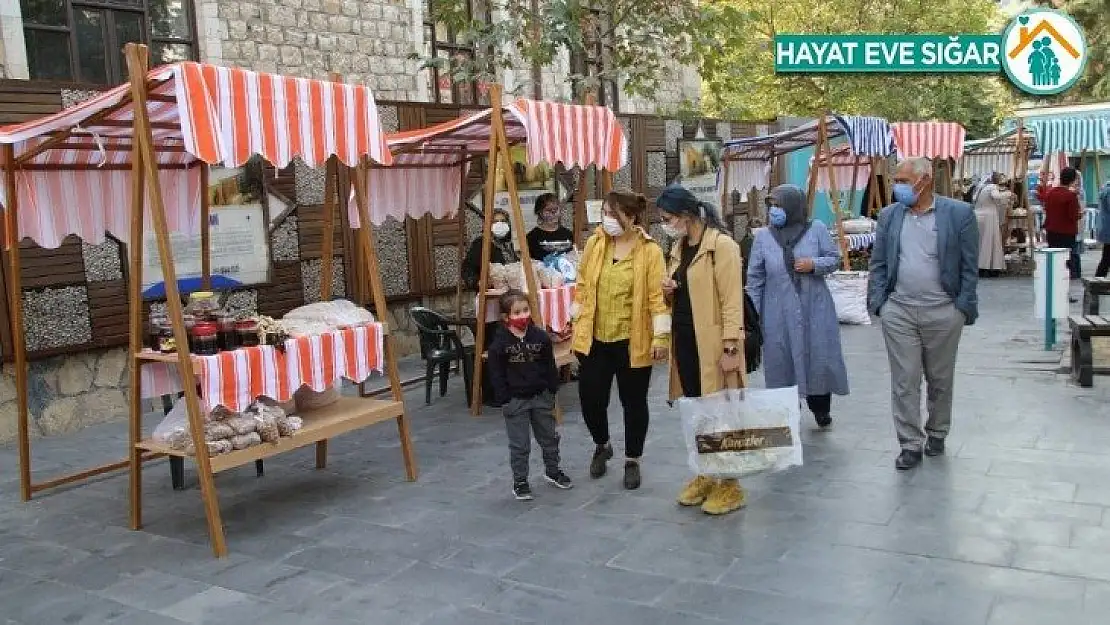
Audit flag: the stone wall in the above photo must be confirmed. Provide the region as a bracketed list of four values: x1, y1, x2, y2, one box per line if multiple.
[194, 0, 423, 101]
[0, 348, 129, 444]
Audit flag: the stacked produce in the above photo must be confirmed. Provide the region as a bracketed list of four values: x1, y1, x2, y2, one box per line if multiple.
[154, 399, 304, 457]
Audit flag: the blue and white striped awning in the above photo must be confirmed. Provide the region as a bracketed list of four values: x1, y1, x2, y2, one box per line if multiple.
[721, 114, 895, 161]
[1027, 118, 1110, 154]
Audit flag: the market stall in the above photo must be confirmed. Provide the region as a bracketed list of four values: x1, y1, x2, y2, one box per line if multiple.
[959, 124, 1037, 270]
[375, 88, 625, 414]
[891, 121, 967, 199]
[1026, 118, 1109, 244]
[0, 46, 417, 558]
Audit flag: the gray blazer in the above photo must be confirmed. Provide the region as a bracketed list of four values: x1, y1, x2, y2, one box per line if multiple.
[867, 196, 980, 325]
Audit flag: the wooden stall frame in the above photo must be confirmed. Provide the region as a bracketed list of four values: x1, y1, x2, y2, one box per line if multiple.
[4, 76, 176, 503]
[118, 46, 416, 557]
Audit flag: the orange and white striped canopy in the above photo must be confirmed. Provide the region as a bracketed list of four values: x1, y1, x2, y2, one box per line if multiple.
[355, 99, 628, 226]
[0, 61, 391, 248]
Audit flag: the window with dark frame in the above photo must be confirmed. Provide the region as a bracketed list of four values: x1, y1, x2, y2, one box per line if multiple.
[21, 0, 198, 85]
[424, 0, 491, 106]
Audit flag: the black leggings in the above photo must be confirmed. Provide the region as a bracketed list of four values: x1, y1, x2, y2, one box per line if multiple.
[1097, 244, 1110, 278]
[577, 340, 653, 458]
[673, 323, 702, 398]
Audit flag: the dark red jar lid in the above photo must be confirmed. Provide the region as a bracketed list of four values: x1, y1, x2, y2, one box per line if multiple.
[192, 322, 218, 337]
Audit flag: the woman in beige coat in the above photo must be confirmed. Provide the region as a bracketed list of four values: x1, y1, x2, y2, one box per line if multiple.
[657, 184, 747, 515]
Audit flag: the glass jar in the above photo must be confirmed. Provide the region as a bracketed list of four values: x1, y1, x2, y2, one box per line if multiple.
[146, 314, 165, 351]
[235, 319, 260, 347]
[158, 325, 177, 353]
[217, 314, 238, 351]
[187, 291, 220, 320]
[182, 314, 197, 352]
[191, 321, 219, 355]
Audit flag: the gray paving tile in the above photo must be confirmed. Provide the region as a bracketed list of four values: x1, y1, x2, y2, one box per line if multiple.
[1013, 545, 1110, 582]
[97, 569, 213, 612]
[0, 578, 134, 624]
[657, 580, 867, 624]
[281, 544, 418, 583]
[505, 555, 676, 604]
[987, 597, 1093, 625]
[606, 540, 738, 583]
[977, 494, 1105, 525]
[157, 586, 275, 625]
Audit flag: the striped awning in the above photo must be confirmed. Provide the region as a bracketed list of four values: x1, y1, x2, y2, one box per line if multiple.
[891, 122, 967, 160]
[356, 100, 628, 226]
[959, 128, 1035, 179]
[722, 117, 847, 161]
[722, 114, 895, 161]
[0, 61, 392, 248]
[809, 144, 872, 191]
[1026, 118, 1109, 154]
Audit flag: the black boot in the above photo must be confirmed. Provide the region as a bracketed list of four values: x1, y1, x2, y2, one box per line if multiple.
[589, 444, 613, 479]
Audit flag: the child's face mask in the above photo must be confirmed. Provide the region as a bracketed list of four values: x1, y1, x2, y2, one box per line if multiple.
[506, 315, 530, 331]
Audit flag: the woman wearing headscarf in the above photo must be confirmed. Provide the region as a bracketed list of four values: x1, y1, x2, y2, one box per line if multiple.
[657, 184, 747, 515]
[463, 208, 520, 405]
[747, 184, 849, 426]
[972, 172, 1011, 276]
[571, 190, 669, 490]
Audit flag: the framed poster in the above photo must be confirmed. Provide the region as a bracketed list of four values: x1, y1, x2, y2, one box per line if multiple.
[676, 138, 723, 209]
[142, 166, 271, 298]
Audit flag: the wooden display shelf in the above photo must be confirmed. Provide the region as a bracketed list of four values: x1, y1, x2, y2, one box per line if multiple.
[136, 396, 404, 473]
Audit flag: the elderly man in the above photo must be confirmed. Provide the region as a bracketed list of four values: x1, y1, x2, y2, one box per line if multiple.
[868, 158, 979, 470]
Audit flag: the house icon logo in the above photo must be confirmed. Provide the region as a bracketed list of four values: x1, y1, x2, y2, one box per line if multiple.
[1001, 9, 1087, 95]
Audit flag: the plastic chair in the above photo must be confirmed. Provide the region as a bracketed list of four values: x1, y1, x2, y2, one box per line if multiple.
[409, 307, 474, 405]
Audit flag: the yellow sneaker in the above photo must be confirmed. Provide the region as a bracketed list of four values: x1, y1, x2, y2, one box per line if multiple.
[701, 479, 745, 515]
[677, 475, 716, 507]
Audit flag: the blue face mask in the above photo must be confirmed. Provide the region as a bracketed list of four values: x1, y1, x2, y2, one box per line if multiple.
[893, 183, 919, 206]
[768, 206, 787, 228]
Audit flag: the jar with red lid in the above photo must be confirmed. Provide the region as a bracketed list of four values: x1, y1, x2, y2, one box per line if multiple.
[182, 314, 197, 352]
[217, 314, 238, 351]
[191, 321, 219, 355]
[235, 319, 260, 347]
[147, 314, 167, 351]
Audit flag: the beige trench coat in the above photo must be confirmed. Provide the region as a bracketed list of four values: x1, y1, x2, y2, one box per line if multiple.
[667, 227, 745, 400]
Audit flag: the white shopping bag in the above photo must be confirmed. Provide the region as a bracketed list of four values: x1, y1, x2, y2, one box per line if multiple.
[677, 386, 803, 479]
[827, 271, 871, 325]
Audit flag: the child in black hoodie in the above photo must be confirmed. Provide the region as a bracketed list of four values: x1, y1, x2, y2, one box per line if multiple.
[487, 290, 573, 500]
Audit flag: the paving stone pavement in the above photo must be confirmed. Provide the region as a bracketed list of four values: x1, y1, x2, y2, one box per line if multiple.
[2, 273, 1110, 625]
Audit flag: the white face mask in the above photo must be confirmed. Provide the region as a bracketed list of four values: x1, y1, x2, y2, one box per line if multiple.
[602, 216, 625, 238]
[661, 222, 685, 239]
[491, 222, 510, 239]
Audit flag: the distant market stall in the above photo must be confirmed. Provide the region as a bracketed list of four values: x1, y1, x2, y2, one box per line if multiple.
[959, 124, 1037, 264]
[0, 47, 421, 558]
[891, 121, 967, 197]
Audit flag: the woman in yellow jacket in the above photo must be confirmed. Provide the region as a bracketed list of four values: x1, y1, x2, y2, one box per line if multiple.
[571, 190, 670, 491]
[657, 184, 747, 515]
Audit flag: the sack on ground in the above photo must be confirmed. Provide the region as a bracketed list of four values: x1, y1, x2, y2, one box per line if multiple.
[827, 271, 871, 325]
[677, 386, 803, 479]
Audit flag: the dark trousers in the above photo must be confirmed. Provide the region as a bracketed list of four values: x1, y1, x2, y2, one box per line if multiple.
[503, 391, 560, 482]
[806, 394, 831, 416]
[673, 323, 702, 398]
[577, 339, 653, 458]
[1046, 232, 1081, 279]
[1097, 244, 1110, 278]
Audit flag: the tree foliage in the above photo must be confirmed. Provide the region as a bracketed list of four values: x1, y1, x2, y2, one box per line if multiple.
[698, 0, 1019, 137]
[1035, 0, 1110, 100]
[424, 0, 710, 99]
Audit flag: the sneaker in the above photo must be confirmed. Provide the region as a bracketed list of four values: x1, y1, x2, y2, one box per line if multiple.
[623, 461, 641, 490]
[589, 444, 613, 479]
[677, 475, 716, 506]
[544, 470, 573, 489]
[512, 480, 534, 501]
[701, 479, 745, 515]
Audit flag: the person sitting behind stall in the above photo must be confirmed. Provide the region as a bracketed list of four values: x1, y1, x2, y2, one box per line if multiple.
[487, 289, 573, 501]
[527, 193, 575, 262]
[463, 208, 520, 405]
[463, 208, 519, 289]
